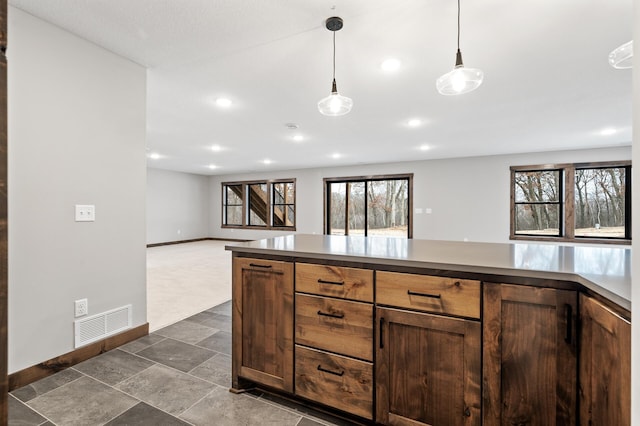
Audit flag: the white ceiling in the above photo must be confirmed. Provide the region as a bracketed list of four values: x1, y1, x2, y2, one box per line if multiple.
[9, 0, 633, 175]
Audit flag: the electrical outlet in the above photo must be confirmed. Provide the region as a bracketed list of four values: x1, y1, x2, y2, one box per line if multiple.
[75, 299, 88, 317]
[75, 205, 95, 222]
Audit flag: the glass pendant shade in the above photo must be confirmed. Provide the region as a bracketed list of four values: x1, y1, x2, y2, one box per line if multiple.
[318, 80, 353, 116]
[608, 40, 633, 69]
[436, 50, 483, 95]
[436, 65, 484, 95]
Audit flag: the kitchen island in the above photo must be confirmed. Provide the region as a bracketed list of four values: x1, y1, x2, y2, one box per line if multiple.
[227, 234, 631, 425]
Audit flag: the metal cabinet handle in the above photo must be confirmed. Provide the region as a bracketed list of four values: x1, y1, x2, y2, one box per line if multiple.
[379, 317, 385, 349]
[317, 365, 344, 377]
[249, 263, 272, 269]
[407, 290, 441, 299]
[317, 310, 344, 319]
[317, 279, 344, 286]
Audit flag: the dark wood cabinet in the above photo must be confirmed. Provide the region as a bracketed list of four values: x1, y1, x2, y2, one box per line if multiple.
[229, 249, 631, 426]
[483, 283, 577, 426]
[231, 257, 294, 393]
[294, 263, 374, 419]
[376, 307, 482, 425]
[295, 345, 373, 419]
[295, 293, 373, 361]
[579, 294, 630, 426]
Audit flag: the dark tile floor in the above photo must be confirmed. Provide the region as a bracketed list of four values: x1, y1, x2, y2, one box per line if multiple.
[9, 301, 353, 426]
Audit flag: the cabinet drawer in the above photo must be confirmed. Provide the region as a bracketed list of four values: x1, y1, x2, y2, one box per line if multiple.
[295, 345, 373, 420]
[377, 271, 481, 319]
[295, 294, 373, 361]
[296, 263, 373, 302]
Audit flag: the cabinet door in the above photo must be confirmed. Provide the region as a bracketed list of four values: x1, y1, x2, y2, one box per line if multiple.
[376, 307, 481, 425]
[579, 294, 630, 426]
[232, 257, 294, 393]
[483, 283, 577, 426]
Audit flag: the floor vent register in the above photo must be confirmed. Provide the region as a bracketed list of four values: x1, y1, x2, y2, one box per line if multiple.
[74, 304, 132, 348]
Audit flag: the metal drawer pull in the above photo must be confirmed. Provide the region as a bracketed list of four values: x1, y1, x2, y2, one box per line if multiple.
[249, 263, 272, 269]
[317, 279, 344, 286]
[317, 365, 344, 377]
[317, 310, 345, 319]
[407, 290, 441, 299]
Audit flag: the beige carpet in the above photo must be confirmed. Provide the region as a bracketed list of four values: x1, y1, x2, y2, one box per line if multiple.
[147, 240, 232, 331]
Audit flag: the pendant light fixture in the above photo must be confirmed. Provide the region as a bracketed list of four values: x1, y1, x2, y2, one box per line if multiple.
[318, 17, 353, 116]
[436, 0, 483, 95]
[608, 40, 633, 69]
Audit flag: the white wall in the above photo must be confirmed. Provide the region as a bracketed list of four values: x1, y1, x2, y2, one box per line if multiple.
[631, 0, 638, 420]
[7, 8, 147, 373]
[209, 146, 632, 243]
[147, 168, 210, 244]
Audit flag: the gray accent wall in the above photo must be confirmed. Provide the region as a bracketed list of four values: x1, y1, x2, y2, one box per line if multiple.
[8, 8, 147, 373]
[209, 146, 632, 243]
[146, 168, 210, 245]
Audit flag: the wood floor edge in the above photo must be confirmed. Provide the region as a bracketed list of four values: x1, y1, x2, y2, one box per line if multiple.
[147, 237, 249, 247]
[7, 322, 149, 391]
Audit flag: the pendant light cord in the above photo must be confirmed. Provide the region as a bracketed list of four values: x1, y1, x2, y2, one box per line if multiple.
[332, 30, 336, 81]
[457, 0, 460, 51]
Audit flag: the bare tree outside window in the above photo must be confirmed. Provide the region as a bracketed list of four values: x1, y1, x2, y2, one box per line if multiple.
[224, 184, 243, 226]
[513, 170, 562, 236]
[575, 167, 626, 238]
[510, 162, 631, 243]
[348, 182, 365, 235]
[329, 183, 346, 235]
[368, 180, 409, 237]
[325, 175, 412, 238]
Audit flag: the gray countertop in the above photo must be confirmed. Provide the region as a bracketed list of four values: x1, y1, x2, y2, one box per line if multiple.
[226, 234, 631, 311]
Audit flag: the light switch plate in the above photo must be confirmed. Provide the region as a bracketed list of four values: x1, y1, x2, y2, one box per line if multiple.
[75, 205, 95, 222]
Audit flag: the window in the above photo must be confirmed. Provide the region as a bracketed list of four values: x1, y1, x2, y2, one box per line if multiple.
[324, 174, 413, 238]
[513, 169, 563, 237]
[272, 181, 295, 227]
[510, 162, 631, 243]
[223, 184, 244, 226]
[248, 183, 268, 226]
[574, 166, 629, 238]
[222, 179, 296, 230]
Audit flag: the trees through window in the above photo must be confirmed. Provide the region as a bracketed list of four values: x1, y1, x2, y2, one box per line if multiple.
[511, 162, 631, 243]
[325, 174, 412, 238]
[513, 169, 562, 236]
[574, 167, 628, 238]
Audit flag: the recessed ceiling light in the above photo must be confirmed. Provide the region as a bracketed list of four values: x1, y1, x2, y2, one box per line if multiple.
[149, 153, 160, 160]
[331, 153, 341, 159]
[407, 119, 421, 127]
[263, 159, 272, 165]
[211, 144, 222, 152]
[208, 164, 217, 170]
[600, 127, 617, 136]
[381, 58, 401, 72]
[215, 98, 232, 108]
[293, 134, 304, 142]
[419, 145, 430, 151]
